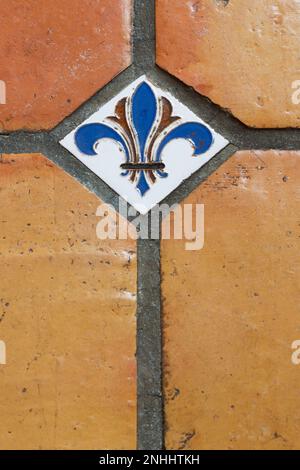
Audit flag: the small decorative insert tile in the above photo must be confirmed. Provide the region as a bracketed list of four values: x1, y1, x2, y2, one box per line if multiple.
[61, 76, 228, 214]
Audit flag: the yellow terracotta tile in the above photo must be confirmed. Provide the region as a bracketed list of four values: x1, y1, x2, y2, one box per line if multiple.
[162, 151, 300, 450]
[0, 154, 137, 450]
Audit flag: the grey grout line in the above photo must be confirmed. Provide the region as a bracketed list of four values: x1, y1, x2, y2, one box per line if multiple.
[137, 237, 163, 451]
[0, 0, 300, 452]
[0, 132, 46, 153]
[2, 77, 300, 152]
[133, 0, 156, 72]
[133, 0, 164, 451]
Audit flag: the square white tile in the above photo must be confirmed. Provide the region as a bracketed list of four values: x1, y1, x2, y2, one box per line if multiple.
[60, 76, 229, 214]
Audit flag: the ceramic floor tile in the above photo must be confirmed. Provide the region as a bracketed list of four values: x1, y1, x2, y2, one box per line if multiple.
[61, 76, 228, 214]
[162, 150, 300, 450]
[157, 0, 300, 128]
[0, 0, 132, 131]
[0, 154, 137, 450]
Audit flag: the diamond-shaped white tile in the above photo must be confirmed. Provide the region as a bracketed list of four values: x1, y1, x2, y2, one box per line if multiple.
[60, 76, 228, 214]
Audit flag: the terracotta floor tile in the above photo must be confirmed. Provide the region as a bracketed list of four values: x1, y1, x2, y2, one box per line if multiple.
[0, 0, 132, 131]
[157, 0, 300, 128]
[0, 154, 136, 450]
[162, 151, 300, 450]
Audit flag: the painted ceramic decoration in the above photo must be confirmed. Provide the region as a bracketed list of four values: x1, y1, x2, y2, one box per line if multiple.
[60, 76, 228, 214]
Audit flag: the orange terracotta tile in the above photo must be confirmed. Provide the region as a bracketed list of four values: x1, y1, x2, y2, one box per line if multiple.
[162, 151, 300, 450]
[156, 0, 300, 128]
[0, 0, 132, 131]
[0, 154, 136, 450]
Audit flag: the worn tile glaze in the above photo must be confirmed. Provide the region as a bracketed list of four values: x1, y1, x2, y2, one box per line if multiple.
[61, 76, 228, 214]
[0, 0, 132, 131]
[162, 151, 300, 450]
[0, 154, 137, 450]
[157, 0, 300, 128]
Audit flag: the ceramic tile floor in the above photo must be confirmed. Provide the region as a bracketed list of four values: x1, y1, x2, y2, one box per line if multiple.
[0, 0, 300, 451]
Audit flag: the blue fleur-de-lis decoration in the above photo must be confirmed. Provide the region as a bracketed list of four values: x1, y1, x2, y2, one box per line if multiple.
[74, 81, 213, 196]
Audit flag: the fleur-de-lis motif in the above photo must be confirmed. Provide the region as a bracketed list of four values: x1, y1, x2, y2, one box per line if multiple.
[74, 81, 213, 196]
